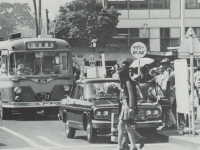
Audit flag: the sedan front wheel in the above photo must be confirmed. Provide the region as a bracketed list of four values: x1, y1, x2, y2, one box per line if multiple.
[65, 117, 75, 138]
[87, 120, 97, 143]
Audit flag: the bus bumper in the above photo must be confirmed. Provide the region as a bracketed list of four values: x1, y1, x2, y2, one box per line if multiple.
[2, 101, 61, 108]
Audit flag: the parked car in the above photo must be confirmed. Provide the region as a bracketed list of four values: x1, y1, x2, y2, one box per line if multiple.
[59, 78, 164, 143]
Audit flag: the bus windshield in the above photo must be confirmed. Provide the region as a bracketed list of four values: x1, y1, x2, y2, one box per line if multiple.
[9, 51, 71, 76]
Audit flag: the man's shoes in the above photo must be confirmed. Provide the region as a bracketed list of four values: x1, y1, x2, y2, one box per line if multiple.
[139, 136, 146, 149]
[177, 129, 184, 135]
[161, 126, 168, 130]
[122, 146, 129, 150]
[168, 124, 177, 129]
[121, 146, 138, 150]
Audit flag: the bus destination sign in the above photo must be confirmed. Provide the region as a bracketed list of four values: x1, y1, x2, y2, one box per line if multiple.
[26, 41, 55, 49]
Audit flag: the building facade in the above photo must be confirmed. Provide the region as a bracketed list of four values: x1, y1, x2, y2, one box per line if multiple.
[72, 0, 200, 66]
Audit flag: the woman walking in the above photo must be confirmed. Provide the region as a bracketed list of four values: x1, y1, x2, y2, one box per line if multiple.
[117, 61, 146, 150]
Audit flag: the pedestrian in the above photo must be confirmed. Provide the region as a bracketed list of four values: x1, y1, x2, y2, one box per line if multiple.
[112, 63, 120, 79]
[117, 61, 146, 150]
[194, 66, 200, 118]
[129, 67, 141, 81]
[190, 85, 199, 123]
[157, 58, 176, 129]
[167, 61, 177, 128]
[149, 67, 159, 78]
[137, 66, 152, 83]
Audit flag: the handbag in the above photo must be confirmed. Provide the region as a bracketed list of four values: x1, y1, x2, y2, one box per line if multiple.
[158, 97, 171, 108]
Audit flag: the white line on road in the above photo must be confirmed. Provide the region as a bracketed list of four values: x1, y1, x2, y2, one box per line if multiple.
[0, 143, 169, 150]
[36, 136, 65, 148]
[0, 127, 49, 150]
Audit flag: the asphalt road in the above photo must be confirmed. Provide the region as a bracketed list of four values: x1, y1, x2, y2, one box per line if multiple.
[0, 113, 195, 150]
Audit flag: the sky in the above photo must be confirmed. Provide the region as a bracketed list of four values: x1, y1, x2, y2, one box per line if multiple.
[0, 0, 73, 20]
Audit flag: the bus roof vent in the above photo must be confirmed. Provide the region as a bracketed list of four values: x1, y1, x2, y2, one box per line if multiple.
[9, 32, 21, 40]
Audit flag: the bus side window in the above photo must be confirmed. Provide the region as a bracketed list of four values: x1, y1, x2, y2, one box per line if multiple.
[62, 56, 66, 70]
[1, 55, 7, 74]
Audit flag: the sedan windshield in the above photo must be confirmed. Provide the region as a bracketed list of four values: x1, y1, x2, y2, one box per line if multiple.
[85, 81, 120, 99]
[138, 82, 165, 102]
[9, 52, 71, 76]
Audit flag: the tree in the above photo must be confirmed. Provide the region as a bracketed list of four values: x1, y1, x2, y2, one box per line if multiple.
[0, 3, 35, 39]
[52, 0, 120, 47]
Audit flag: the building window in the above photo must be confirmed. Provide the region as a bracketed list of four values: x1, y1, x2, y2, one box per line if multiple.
[185, 0, 200, 9]
[160, 28, 170, 38]
[150, 0, 170, 9]
[129, 0, 149, 9]
[160, 38, 180, 52]
[108, 0, 128, 9]
[160, 28, 180, 52]
[129, 28, 139, 37]
[185, 27, 200, 37]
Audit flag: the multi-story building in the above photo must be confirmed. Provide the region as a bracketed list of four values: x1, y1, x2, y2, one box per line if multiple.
[106, 0, 200, 54]
[72, 0, 200, 66]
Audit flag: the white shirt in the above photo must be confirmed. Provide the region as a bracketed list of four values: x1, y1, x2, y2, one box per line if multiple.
[194, 71, 200, 88]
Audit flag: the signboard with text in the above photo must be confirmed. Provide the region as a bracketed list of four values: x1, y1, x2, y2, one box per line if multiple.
[130, 42, 147, 58]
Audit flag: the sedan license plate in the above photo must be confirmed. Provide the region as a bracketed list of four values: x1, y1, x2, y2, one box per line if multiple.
[37, 93, 50, 100]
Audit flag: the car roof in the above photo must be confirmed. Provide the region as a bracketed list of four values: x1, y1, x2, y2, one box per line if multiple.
[75, 78, 120, 84]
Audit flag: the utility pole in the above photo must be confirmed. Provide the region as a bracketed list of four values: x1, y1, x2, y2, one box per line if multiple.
[38, 0, 42, 35]
[181, 0, 185, 42]
[33, 0, 39, 37]
[46, 9, 49, 35]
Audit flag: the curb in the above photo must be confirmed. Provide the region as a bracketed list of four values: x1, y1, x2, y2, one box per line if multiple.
[157, 132, 200, 150]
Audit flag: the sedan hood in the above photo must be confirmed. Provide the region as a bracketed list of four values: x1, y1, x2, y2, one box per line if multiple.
[92, 99, 119, 108]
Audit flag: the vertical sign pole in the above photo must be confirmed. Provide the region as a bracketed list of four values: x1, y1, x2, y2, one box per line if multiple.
[138, 55, 140, 75]
[189, 34, 195, 136]
[102, 53, 106, 77]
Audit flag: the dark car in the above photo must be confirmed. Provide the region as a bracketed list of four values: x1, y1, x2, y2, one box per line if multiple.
[59, 78, 164, 143]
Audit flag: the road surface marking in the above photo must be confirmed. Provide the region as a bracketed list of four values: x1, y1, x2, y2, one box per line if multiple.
[0, 127, 48, 150]
[0, 143, 169, 150]
[36, 136, 65, 147]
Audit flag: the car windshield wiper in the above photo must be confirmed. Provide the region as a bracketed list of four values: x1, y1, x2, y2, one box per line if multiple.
[48, 70, 58, 77]
[29, 69, 38, 77]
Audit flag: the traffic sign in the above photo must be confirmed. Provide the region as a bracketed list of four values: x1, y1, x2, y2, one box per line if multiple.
[178, 27, 200, 58]
[89, 54, 96, 67]
[130, 42, 147, 58]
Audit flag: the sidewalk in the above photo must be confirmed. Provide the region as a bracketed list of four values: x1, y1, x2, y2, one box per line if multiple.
[157, 109, 200, 150]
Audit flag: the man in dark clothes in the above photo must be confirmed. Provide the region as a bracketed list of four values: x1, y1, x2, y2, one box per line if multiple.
[117, 61, 146, 150]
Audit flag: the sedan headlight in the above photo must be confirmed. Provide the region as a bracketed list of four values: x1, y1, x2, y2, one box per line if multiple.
[14, 87, 22, 94]
[146, 110, 152, 116]
[63, 85, 70, 92]
[103, 110, 109, 117]
[153, 110, 159, 116]
[96, 111, 102, 117]
[95, 109, 110, 118]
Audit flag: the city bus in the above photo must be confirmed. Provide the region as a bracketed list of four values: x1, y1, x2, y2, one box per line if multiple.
[0, 33, 73, 119]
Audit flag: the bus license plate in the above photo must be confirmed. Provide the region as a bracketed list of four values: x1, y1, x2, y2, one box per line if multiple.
[37, 93, 50, 100]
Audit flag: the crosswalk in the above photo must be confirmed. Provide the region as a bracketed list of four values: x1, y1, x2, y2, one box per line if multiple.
[0, 126, 188, 150]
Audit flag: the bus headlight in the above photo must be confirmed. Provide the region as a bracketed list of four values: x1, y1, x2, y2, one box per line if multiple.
[63, 85, 70, 92]
[14, 87, 22, 94]
[15, 96, 21, 102]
